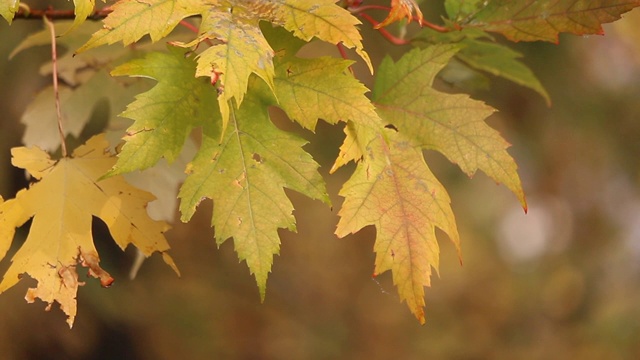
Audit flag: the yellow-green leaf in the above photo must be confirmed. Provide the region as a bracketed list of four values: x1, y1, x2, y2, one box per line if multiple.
[107, 47, 217, 175]
[69, 0, 96, 34]
[415, 27, 549, 105]
[0, 0, 19, 24]
[271, 0, 372, 71]
[76, 0, 207, 52]
[179, 90, 328, 300]
[373, 45, 526, 209]
[0, 135, 178, 328]
[336, 128, 460, 324]
[274, 56, 379, 131]
[184, 4, 276, 132]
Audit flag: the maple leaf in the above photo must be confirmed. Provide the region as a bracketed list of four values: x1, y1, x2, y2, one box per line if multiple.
[0, 135, 178, 327]
[270, 0, 372, 72]
[330, 121, 365, 173]
[415, 28, 550, 105]
[335, 45, 525, 323]
[373, 45, 526, 208]
[0, 0, 19, 23]
[106, 47, 217, 175]
[76, 0, 208, 52]
[444, 0, 485, 22]
[463, 0, 640, 42]
[336, 127, 460, 324]
[376, 0, 424, 29]
[172, 0, 372, 132]
[174, 3, 277, 133]
[69, 0, 97, 33]
[272, 46, 379, 131]
[179, 89, 329, 300]
[19, 70, 146, 153]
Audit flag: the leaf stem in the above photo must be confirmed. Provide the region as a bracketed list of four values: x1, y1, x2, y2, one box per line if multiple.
[335, 43, 355, 75]
[44, 16, 67, 157]
[178, 20, 214, 47]
[358, 12, 409, 45]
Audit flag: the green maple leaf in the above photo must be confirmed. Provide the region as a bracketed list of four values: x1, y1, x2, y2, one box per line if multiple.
[80, 0, 370, 130]
[415, 28, 550, 105]
[0, 0, 18, 23]
[336, 128, 460, 324]
[463, 0, 640, 42]
[106, 47, 217, 175]
[271, 44, 379, 131]
[173, 0, 371, 132]
[373, 45, 526, 208]
[444, 0, 485, 22]
[178, 89, 329, 300]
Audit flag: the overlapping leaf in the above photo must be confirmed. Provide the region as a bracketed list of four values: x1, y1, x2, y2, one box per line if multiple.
[69, 0, 96, 33]
[20, 70, 145, 152]
[270, 0, 372, 71]
[462, 0, 640, 42]
[176, 3, 277, 130]
[415, 28, 550, 105]
[80, 0, 370, 126]
[444, 0, 485, 22]
[178, 90, 329, 299]
[76, 0, 208, 52]
[373, 45, 526, 208]
[336, 127, 460, 324]
[0, 135, 178, 327]
[268, 25, 379, 131]
[0, 0, 19, 23]
[335, 45, 525, 322]
[10, 21, 153, 152]
[106, 47, 217, 175]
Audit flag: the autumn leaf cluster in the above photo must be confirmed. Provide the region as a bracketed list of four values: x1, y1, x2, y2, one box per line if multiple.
[0, 0, 638, 327]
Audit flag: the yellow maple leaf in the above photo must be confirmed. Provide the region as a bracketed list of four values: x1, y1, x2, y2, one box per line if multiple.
[0, 134, 178, 328]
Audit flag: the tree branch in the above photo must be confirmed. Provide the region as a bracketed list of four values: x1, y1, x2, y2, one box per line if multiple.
[13, 7, 112, 20]
[43, 16, 67, 157]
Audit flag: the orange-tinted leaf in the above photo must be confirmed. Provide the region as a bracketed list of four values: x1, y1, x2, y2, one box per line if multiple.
[373, 45, 526, 209]
[336, 128, 460, 324]
[376, 0, 424, 28]
[465, 0, 640, 42]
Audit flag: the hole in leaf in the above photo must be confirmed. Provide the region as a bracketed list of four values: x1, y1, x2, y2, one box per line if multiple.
[384, 124, 398, 132]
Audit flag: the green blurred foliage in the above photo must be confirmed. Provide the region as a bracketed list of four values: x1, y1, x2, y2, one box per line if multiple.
[1, 3, 640, 360]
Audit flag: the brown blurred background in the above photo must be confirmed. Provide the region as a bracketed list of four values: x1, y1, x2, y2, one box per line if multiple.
[1, 3, 640, 359]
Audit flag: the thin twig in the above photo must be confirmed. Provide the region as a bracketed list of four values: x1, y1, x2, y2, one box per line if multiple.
[358, 12, 409, 45]
[178, 20, 214, 47]
[335, 43, 355, 75]
[44, 16, 68, 157]
[14, 7, 113, 20]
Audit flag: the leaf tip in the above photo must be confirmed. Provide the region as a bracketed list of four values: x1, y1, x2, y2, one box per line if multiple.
[162, 252, 181, 277]
[413, 306, 426, 325]
[259, 285, 266, 303]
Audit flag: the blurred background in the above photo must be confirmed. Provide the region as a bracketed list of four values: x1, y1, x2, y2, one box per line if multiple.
[1, 2, 640, 359]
